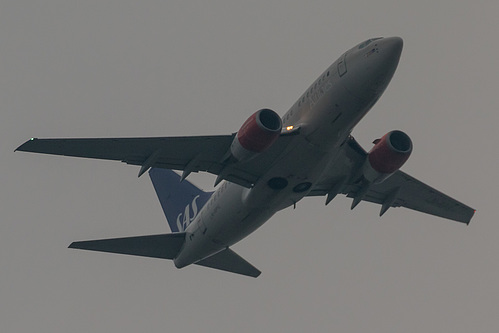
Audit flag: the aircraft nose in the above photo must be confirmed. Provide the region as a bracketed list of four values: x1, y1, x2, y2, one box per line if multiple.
[380, 36, 403, 63]
[341, 37, 403, 102]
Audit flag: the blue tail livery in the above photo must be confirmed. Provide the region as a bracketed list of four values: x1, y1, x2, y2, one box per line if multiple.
[149, 168, 213, 232]
[69, 168, 260, 277]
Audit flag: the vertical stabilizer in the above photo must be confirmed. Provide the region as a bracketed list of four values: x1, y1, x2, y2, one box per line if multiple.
[149, 168, 213, 232]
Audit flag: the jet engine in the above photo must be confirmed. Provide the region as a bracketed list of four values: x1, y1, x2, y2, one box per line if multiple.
[362, 130, 412, 183]
[230, 108, 282, 161]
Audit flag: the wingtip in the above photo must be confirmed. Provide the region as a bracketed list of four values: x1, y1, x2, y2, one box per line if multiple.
[15, 138, 37, 152]
[466, 209, 476, 226]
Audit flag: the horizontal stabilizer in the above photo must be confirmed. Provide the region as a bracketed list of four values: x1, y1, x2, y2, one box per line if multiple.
[195, 248, 261, 278]
[69, 233, 186, 259]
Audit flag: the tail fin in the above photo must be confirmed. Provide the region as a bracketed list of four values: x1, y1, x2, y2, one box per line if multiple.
[149, 168, 213, 232]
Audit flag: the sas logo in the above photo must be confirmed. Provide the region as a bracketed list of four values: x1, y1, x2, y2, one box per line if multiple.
[176, 195, 200, 231]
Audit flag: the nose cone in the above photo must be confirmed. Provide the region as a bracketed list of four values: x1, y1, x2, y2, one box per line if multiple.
[383, 36, 403, 53]
[380, 36, 403, 66]
[341, 37, 403, 101]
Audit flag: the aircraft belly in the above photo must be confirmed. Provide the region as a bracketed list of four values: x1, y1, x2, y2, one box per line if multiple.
[175, 50, 404, 268]
[242, 137, 333, 209]
[202, 183, 276, 247]
[303, 85, 370, 149]
[210, 208, 276, 247]
[196, 145, 338, 252]
[210, 144, 335, 245]
[174, 183, 249, 267]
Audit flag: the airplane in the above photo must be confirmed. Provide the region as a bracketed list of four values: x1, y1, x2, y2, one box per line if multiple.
[16, 37, 475, 278]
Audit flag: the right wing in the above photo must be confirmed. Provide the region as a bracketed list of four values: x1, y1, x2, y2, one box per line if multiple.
[308, 136, 475, 224]
[346, 170, 475, 224]
[16, 134, 296, 188]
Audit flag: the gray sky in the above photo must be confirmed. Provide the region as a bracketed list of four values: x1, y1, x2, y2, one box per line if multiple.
[1, 1, 498, 332]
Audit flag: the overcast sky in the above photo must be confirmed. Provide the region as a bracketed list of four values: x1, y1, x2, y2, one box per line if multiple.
[1, 1, 498, 332]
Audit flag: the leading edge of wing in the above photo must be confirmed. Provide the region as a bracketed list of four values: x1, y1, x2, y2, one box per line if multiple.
[15, 135, 234, 164]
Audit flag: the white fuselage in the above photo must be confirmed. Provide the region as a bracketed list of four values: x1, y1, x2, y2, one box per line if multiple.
[174, 37, 403, 268]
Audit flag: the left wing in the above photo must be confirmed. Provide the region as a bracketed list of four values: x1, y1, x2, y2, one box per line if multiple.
[309, 136, 475, 224]
[16, 134, 295, 188]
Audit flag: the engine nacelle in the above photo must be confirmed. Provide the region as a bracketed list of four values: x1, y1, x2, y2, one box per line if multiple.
[363, 130, 412, 183]
[230, 108, 282, 161]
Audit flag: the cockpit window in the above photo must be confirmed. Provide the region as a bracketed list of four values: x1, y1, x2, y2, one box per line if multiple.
[358, 37, 383, 49]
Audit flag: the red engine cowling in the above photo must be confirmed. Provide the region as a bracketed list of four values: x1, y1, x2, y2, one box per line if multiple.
[363, 130, 412, 183]
[230, 108, 282, 161]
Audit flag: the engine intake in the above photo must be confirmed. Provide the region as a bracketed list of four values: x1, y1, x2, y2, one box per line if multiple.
[230, 109, 282, 161]
[363, 130, 412, 183]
